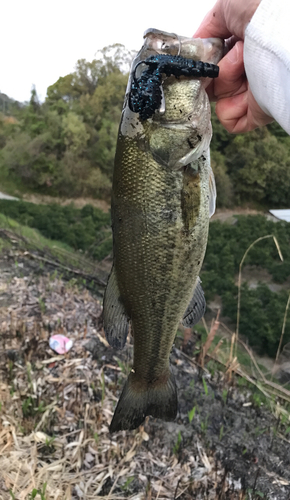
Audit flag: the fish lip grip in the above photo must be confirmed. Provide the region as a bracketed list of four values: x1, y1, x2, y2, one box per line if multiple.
[128, 54, 219, 121]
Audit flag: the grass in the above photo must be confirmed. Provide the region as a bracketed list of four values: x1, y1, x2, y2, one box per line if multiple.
[204, 326, 290, 415]
[1, 213, 288, 406]
[28, 483, 47, 500]
[0, 199, 112, 261]
[195, 321, 269, 378]
[0, 212, 108, 296]
[172, 431, 182, 455]
[202, 377, 209, 396]
[0, 212, 74, 254]
[188, 405, 196, 423]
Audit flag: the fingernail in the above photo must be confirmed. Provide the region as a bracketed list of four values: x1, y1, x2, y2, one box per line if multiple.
[227, 44, 239, 64]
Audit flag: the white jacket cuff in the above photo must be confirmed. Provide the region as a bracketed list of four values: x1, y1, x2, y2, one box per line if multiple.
[244, 0, 290, 134]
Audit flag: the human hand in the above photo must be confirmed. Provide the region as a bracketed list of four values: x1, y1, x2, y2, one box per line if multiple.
[195, 0, 273, 133]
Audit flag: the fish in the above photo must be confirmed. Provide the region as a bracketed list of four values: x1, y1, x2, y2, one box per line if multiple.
[103, 28, 223, 432]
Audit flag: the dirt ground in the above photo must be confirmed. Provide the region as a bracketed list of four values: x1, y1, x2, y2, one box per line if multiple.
[211, 208, 262, 223]
[21, 193, 111, 213]
[0, 247, 290, 499]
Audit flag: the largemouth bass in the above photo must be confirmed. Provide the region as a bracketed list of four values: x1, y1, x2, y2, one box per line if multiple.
[103, 29, 223, 432]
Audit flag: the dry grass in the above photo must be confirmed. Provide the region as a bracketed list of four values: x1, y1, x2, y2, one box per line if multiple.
[0, 273, 247, 500]
[203, 317, 290, 407]
[21, 194, 110, 213]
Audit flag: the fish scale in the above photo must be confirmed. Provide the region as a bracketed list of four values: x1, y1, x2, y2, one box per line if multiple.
[103, 29, 223, 432]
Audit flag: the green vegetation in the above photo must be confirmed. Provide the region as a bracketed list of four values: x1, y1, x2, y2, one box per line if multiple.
[0, 211, 81, 260]
[0, 45, 133, 200]
[202, 377, 209, 396]
[0, 199, 111, 260]
[203, 214, 290, 293]
[223, 283, 290, 357]
[210, 113, 290, 208]
[172, 431, 182, 455]
[28, 484, 47, 500]
[188, 405, 196, 423]
[202, 215, 290, 357]
[1, 45, 290, 206]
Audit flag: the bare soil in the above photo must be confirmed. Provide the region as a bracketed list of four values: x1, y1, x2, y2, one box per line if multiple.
[0, 247, 290, 499]
[21, 193, 110, 213]
[1, 192, 265, 219]
[211, 208, 263, 223]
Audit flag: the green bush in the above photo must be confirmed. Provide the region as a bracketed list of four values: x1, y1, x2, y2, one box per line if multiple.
[203, 216, 290, 296]
[223, 284, 290, 357]
[201, 216, 290, 357]
[0, 200, 112, 260]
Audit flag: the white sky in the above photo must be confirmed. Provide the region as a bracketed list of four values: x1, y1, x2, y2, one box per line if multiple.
[1, 0, 216, 103]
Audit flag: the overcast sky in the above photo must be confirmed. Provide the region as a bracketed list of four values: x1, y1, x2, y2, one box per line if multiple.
[1, 0, 216, 103]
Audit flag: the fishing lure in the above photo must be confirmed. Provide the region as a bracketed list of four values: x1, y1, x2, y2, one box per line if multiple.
[129, 54, 219, 121]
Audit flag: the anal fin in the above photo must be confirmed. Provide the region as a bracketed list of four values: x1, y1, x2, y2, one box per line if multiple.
[182, 277, 206, 327]
[103, 266, 129, 349]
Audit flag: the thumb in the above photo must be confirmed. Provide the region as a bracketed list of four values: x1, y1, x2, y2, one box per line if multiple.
[194, 0, 232, 39]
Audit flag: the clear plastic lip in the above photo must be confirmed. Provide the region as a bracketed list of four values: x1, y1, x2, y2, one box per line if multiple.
[142, 28, 224, 65]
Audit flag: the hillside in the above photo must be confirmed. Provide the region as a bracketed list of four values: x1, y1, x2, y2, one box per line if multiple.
[0, 237, 290, 500]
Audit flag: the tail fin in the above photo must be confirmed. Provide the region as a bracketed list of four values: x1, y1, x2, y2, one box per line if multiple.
[109, 371, 177, 433]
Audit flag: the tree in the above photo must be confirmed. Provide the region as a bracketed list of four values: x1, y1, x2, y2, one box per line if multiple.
[223, 129, 290, 206]
[62, 112, 89, 155]
[46, 74, 76, 104]
[211, 150, 234, 208]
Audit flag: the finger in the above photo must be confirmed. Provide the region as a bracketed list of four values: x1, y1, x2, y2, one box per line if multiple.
[216, 89, 273, 133]
[202, 78, 215, 101]
[204, 41, 245, 102]
[216, 91, 248, 132]
[214, 41, 246, 99]
[194, 0, 232, 39]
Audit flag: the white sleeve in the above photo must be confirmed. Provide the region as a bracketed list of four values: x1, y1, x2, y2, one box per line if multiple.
[244, 0, 290, 134]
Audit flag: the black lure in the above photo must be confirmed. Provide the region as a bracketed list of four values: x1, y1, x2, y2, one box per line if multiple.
[128, 54, 219, 121]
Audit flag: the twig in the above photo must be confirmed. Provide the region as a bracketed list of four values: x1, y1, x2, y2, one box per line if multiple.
[252, 467, 260, 494]
[173, 479, 180, 500]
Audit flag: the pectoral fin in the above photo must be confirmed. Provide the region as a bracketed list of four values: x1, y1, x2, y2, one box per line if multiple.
[103, 266, 129, 349]
[182, 277, 206, 327]
[209, 166, 216, 218]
